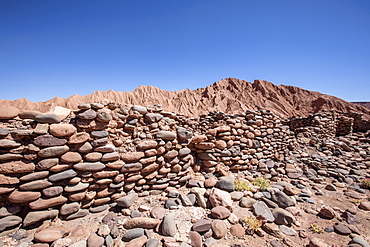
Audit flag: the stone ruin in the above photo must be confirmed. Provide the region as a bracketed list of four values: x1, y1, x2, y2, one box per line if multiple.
[0, 101, 369, 234]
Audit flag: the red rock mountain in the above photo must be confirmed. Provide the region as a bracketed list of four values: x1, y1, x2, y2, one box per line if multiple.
[1, 78, 369, 119]
[353, 102, 370, 110]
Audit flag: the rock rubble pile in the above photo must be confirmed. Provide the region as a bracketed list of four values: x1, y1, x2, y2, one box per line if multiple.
[0, 102, 369, 247]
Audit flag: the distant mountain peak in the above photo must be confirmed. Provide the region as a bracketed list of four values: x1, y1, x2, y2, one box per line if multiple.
[1, 78, 369, 119]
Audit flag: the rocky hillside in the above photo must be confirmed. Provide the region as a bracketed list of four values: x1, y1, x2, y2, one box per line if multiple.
[353, 102, 370, 110]
[1, 78, 370, 119]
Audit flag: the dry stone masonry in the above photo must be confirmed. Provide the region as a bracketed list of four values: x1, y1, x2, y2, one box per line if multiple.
[0, 102, 369, 247]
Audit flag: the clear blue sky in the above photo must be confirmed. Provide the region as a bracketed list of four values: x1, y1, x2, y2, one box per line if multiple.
[1, 0, 369, 102]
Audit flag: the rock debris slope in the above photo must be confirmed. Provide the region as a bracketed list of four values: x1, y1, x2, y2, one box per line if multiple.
[1, 78, 369, 119]
[0, 100, 369, 247]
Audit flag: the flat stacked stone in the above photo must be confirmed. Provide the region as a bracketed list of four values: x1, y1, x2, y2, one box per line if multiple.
[0, 100, 369, 244]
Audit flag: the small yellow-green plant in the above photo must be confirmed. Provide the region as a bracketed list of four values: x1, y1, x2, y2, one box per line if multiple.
[234, 179, 252, 191]
[243, 216, 263, 231]
[309, 221, 324, 233]
[360, 178, 370, 189]
[252, 177, 270, 190]
[350, 199, 363, 205]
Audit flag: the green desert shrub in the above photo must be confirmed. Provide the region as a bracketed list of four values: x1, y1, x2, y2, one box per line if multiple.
[252, 177, 270, 190]
[234, 179, 252, 191]
[243, 216, 263, 231]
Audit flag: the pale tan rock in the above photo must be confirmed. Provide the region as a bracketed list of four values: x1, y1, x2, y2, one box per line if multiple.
[23, 209, 59, 226]
[137, 140, 158, 149]
[0, 187, 14, 194]
[68, 132, 90, 144]
[208, 188, 233, 210]
[49, 123, 76, 137]
[19, 179, 52, 190]
[123, 217, 160, 229]
[34, 226, 70, 243]
[191, 135, 207, 143]
[70, 225, 90, 238]
[0, 105, 20, 119]
[61, 152, 82, 163]
[69, 191, 86, 201]
[19, 110, 42, 119]
[29, 195, 68, 210]
[126, 235, 147, 247]
[38, 145, 69, 157]
[0, 160, 34, 174]
[8, 190, 41, 203]
[0, 174, 19, 184]
[0, 139, 22, 148]
[48, 106, 71, 120]
[120, 152, 145, 162]
[309, 236, 330, 247]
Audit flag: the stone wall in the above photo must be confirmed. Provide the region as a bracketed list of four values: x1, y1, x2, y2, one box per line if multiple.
[283, 110, 369, 137]
[0, 102, 368, 228]
[188, 110, 295, 173]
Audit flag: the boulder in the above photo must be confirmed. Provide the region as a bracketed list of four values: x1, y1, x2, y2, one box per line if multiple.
[230, 224, 245, 237]
[19, 171, 49, 181]
[177, 127, 193, 140]
[19, 179, 52, 190]
[115, 193, 138, 207]
[131, 105, 147, 114]
[18, 110, 41, 120]
[48, 169, 77, 182]
[0, 174, 19, 185]
[161, 213, 177, 237]
[137, 140, 158, 149]
[0, 160, 35, 174]
[42, 186, 63, 197]
[29, 195, 67, 210]
[38, 145, 69, 157]
[0, 140, 21, 148]
[68, 132, 90, 144]
[122, 228, 144, 241]
[319, 205, 336, 219]
[66, 209, 89, 220]
[48, 106, 71, 120]
[36, 158, 59, 170]
[33, 134, 67, 147]
[126, 235, 147, 247]
[210, 206, 231, 219]
[61, 152, 82, 163]
[34, 226, 70, 243]
[0, 105, 20, 120]
[189, 231, 202, 247]
[120, 152, 145, 162]
[35, 114, 61, 123]
[8, 190, 41, 203]
[23, 210, 59, 227]
[270, 190, 296, 208]
[145, 113, 163, 123]
[123, 217, 160, 229]
[74, 162, 105, 171]
[0, 128, 9, 138]
[156, 131, 176, 140]
[90, 131, 108, 138]
[253, 201, 274, 222]
[211, 220, 227, 238]
[192, 219, 212, 232]
[96, 111, 112, 122]
[0, 216, 22, 231]
[78, 109, 97, 120]
[208, 188, 233, 210]
[272, 208, 296, 225]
